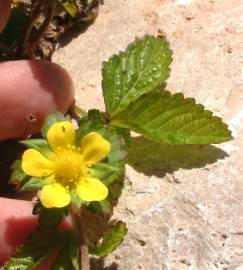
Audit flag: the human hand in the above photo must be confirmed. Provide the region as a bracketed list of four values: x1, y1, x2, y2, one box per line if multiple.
[0, 1, 74, 267]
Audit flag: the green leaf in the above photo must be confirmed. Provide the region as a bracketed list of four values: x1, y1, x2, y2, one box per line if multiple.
[41, 112, 69, 138]
[0, 7, 28, 49]
[52, 234, 79, 270]
[102, 35, 172, 117]
[90, 162, 122, 186]
[112, 90, 232, 144]
[33, 202, 68, 228]
[20, 176, 53, 191]
[10, 160, 29, 185]
[20, 139, 53, 157]
[89, 221, 127, 257]
[59, 0, 79, 17]
[76, 109, 105, 143]
[88, 199, 112, 216]
[3, 257, 34, 270]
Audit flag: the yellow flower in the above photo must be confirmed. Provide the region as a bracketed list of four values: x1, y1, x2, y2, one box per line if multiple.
[21, 121, 111, 208]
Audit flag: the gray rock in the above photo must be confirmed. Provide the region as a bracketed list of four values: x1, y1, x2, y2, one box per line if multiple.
[54, 0, 243, 269]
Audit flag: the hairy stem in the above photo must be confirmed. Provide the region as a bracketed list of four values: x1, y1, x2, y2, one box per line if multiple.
[70, 203, 90, 270]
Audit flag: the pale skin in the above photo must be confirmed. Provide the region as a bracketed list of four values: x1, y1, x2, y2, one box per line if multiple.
[0, 1, 73, 267]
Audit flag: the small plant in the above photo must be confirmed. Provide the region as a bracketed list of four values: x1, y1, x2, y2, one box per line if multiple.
[0, 0, 100, 59]
[4, 35, 232, 270]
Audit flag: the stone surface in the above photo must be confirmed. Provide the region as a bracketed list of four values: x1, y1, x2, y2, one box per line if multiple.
[53, 0, 243, 269]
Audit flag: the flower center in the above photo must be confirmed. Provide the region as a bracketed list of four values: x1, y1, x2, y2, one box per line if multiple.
[54, 150, 85, 181]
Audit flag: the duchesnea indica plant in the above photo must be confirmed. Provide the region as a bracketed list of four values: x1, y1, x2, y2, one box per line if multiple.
[4, 35, 232, 270]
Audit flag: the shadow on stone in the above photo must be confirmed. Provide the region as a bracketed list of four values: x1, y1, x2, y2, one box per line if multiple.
[90, 257, 118, 270]
[127, 136, 228, 178]
[58, 0, 101, 48]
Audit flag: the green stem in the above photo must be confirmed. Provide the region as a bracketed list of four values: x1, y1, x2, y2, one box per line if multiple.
[68, 100, 87, 121]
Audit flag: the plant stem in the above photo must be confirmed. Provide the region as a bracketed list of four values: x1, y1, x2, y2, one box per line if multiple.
[70, 203, 90, 270]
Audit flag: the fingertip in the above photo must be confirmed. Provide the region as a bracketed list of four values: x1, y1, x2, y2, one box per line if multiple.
[0, 60, 75, 140]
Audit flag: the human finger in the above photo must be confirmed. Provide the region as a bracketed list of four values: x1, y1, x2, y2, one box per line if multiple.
[0, 197, 38, 266]
[0, 197, 71, 268]
[0, 60, 74, 140]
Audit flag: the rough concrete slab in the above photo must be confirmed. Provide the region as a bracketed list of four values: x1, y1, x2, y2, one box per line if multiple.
[54, 0, 243, 269]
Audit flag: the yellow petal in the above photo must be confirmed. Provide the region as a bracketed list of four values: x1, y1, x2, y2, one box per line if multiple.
[47, 121, 75, 151]
[39, 183, 71, 208]
[22, 149, 54, 177]
[77, 177, 108, 202]
[81, 132, 111, 165]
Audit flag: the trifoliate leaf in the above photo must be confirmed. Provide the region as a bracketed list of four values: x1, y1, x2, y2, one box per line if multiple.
[41, 112, 70, 138]
[102, 35, 172, 117]
[89, 221, 127, 257]
[59, 0, 79, 17]
[20, 139, 52, 157]
[112, 90, 232, 144]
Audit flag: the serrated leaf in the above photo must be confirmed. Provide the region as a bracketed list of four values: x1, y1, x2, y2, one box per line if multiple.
[89, 221, 127, 257]
[41, 112, 69, 138]
[20, 139, 52, 157]
[3, 257, 34, 270]
[102, 35, 172, 117]
[76, 109, 105, 143]
[112, 90, 232, 144]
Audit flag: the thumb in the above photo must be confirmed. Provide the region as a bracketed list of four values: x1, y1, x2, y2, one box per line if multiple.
[0, 197, 71, 269]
